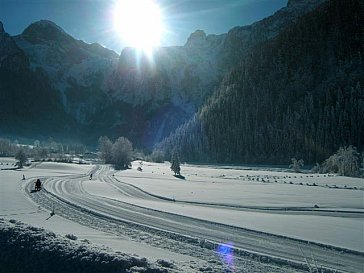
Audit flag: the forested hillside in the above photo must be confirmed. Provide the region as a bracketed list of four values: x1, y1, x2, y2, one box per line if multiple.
[156, 0, 364, 164]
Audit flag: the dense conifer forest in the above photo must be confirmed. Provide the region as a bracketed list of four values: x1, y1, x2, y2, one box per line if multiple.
[156, 0, 364, 165]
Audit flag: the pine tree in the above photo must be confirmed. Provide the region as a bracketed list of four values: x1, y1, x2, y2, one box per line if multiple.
[170, 150, 181, 175]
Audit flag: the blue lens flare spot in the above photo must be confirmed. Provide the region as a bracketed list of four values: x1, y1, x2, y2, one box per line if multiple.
[217, 242, 233, 255]
[217, 242, 235, 270]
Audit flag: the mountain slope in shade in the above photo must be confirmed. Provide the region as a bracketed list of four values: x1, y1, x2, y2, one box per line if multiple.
[0, 21, 28, 71]
[0, 23, 72, 140]
[156, 0, 364, 164]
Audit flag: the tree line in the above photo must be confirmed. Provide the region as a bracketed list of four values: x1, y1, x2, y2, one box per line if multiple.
[0, 137, 88, 166]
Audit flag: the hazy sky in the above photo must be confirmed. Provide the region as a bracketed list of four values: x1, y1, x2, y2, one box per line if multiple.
[0, 0, 287, 53]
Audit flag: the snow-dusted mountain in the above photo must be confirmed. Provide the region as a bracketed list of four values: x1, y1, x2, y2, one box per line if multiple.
[0, 0, 326, 146]
[15, 20, 118, 89]
[13, 20, 119, 124]
[109, 30, 225, 108]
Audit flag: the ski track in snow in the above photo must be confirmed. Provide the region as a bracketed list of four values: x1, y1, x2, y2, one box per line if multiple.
[108, 175, 363, 218]
[23, 164, 364, 273]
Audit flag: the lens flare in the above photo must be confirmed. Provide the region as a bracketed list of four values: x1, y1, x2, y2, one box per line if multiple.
[217, 242, 236, 271]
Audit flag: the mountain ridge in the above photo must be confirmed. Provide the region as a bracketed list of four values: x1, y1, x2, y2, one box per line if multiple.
[0, 0, 330, 148]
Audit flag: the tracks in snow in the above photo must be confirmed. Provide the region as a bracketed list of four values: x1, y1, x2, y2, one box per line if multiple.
[25, 165, 363, 273]
[109, 174, 364, 218]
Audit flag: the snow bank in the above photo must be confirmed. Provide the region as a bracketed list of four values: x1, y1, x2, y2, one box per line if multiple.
[0, 218, 176, 273]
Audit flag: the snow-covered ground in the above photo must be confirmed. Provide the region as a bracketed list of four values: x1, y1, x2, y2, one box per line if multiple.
[0, 161, 189, 260]
[0, 158, 363, 273]
[0, 218, 176, 273]
[109, 162, 363, 251]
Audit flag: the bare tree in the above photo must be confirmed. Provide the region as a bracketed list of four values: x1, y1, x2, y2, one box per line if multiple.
[98, 136, 113, 164]
[150, 149, 165, 163]
[15, 149, 27, 168]
[0, 138, 12, 156]
[321, 146, 360, 177]
[34, 140, 40, 147]
[111, 137, 133, 169]
[289, 158, 304, 172]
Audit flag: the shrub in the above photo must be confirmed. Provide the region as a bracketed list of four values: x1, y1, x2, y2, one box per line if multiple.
[321, 146, 360, 177]
[289, 158, 304, 173]
[65, 234, 78, 240]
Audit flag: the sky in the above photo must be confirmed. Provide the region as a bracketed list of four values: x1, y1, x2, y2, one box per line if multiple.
[0, 0, 287, 54]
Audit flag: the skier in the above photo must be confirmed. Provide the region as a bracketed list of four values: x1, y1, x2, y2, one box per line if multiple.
[35, 179, 42, 191]
[22, 174, 25, 180]
[89, 173, 93, 180]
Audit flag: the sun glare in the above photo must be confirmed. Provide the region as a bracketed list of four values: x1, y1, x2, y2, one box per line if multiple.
[113, 0, 165, 55]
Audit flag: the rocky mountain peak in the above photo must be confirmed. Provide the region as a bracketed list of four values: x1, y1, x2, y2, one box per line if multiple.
[185, 29, 207, 48]
[22, 20, 73, 44]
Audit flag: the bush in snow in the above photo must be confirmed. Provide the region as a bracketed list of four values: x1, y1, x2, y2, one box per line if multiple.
[319, 146, 360, 177]
[289, 158, 304, 173]
[65, 233, 78, 240]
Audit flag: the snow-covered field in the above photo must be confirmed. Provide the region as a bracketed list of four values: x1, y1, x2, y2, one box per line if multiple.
[110, 162, 363, 250]
[0, 158, 363, 273]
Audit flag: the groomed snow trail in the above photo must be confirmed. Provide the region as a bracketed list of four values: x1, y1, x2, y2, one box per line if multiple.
[25, 165, 363, 273]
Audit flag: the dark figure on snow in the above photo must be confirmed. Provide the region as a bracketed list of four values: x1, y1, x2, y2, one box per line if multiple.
[89, 173, 93, 180]
[22, 174, 25, 180]
[35, 179, 41, 191]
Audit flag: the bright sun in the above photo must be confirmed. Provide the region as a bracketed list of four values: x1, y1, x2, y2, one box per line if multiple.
[113, 0, 165, 54]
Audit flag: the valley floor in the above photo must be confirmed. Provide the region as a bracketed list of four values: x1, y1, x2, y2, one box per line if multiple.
[0, 158, 363, 272]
